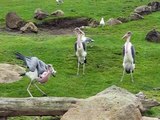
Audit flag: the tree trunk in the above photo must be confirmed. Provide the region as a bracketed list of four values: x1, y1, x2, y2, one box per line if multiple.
[0, 97, 82, 117]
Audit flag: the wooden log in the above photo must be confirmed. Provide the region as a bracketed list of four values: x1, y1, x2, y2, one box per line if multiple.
[0, 97, 82, 117]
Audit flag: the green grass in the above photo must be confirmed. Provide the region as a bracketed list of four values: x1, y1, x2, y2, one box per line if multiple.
[0, 0, 160, 119]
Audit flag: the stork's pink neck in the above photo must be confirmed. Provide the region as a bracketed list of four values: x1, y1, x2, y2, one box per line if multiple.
[38, 68, 52, 84]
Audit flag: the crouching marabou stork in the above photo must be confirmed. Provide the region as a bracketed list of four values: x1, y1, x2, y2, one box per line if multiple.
[120, 31, 135, 82]
[74, 28, 87, 75]
[15, 52, 56, 97]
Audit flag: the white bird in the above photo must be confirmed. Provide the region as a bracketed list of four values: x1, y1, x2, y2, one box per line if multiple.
[74, 28, 87, 75]
[15, 52, 56, 97]
[120, 31, 135, 82]
[99, 17, 105, 26]
[56, 0, 64, 4]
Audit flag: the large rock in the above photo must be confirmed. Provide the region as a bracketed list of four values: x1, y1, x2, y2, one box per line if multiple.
[106, 18, 122, 26]
[0, 63, 25, 83]
[130, 13, 144, 21]
[51, 10, 64, 17]
[34, 8, 49, 20]
[145, 29, 160, 43]
[20, 22, 38, 33]
[117, 17, 129, 23]
[61, 86, 143, 120]
[134, 5, 152, 15]
[148, 1, 160, 12]
[5, 12, 25, 29]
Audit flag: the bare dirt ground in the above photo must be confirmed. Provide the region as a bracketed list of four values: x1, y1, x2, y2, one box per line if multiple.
[0, 63, 25, 83]
[1, 17, 99, 35]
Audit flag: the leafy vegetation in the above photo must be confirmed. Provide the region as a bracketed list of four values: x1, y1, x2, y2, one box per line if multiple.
[0, 0, 160, 119]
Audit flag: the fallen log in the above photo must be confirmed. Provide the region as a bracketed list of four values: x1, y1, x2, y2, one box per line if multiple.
[0, 86, 159, 119]
[0, 97, 82, 117]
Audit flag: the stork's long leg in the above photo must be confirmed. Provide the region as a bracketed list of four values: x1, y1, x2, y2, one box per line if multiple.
[83, 63, 85, 75]
[77, 62, 80, 75]
[120, 69, 125, 82]
[34, 83, 46, 96]
[130, 70, 134, 83]
[27, 81, 33, 97]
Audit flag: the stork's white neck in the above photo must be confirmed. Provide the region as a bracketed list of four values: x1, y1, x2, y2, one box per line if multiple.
[125, 36, 131, 54]
[126, 36, 131, 43]
[77, 34, 83, 48]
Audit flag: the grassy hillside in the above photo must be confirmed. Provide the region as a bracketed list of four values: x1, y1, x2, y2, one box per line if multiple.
[0, 0, 160, 119]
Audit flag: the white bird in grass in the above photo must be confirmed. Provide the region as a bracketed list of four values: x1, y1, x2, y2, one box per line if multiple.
[99, 17, 105, 26]
[120, 31, 135, 82]
[56, 0, 64, 4]
[15, 52, 56, 97]
[74, 28, 87, 75]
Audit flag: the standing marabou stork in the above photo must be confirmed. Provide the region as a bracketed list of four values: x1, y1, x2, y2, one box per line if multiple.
[74, 27, 87, 75]
[15, 52, 56, 97]
[120, 31, 135, 82]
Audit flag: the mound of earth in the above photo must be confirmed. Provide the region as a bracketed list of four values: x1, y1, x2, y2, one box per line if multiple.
[0, 63, 25, 83]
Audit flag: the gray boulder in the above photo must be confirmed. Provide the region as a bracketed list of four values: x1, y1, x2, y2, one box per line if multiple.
[5, 12, 25, 29]
[34, 8, 49, 20]
[106, 18, 122, 26]
[61, 86, 143, 120]
[51, 10, 64, 17]
[134, 5, 152, 15]
[130, 13, 144, 21]
[117, 17, 129, 23]
[145, 29, 160, 43]
[148, 1, 160, 12]
[20, 22, 38, 33]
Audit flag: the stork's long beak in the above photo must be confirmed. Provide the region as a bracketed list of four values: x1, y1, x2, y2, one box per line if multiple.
[122, 33, 128, 40]
[52, 74, 56, 77]
[52, 71, 56, 77]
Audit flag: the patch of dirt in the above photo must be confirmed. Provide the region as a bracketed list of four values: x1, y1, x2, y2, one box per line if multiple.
[36, 17, 99, 35]
[0, 63, 25, 83]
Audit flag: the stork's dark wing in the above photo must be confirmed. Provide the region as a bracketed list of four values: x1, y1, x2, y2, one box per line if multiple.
[74, 42, 77, 51]
[82, 42, 86, 51]
[74, 41, 86, 51]
[131, 45, 135, 64]
[123, 46, 125, 57]
[15, 52, 38, 72]
[37, 59, 48, 75]
[27, 57, 39, 72]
